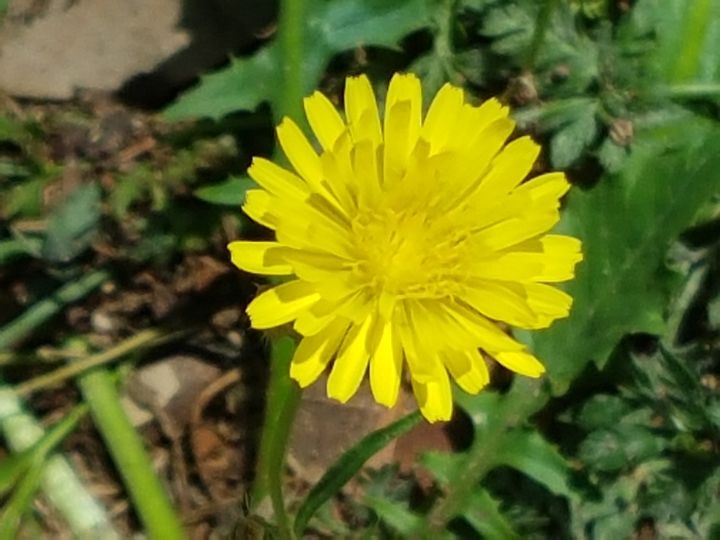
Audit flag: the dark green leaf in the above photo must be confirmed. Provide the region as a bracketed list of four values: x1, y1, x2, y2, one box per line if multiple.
[464, 489, 519, 540]
[597, 138, 629, 174]
[42, 184, 101, 263]
[576, 394, 633, 431]
[194, 176, 256, 206]
[578, 424, 664, 472]
[165, 0, 430, 121]
[534, 117, 720, 393]
[293, 411, 422, 537]
[364, 495, 423, 536]
[498, 430, 574, 498]
[550, 105, 598, 168]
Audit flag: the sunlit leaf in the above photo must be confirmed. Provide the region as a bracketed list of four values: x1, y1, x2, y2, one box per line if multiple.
[165, 0, 430, 121]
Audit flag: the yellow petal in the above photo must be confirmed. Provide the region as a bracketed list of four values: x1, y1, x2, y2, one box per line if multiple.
[228, 241, 292, 275]
[383, 73, 422, 184]
[276, 117, 324, 190]
[369, 317, 403, 407]
[476, 136, 540, 198]
[290, 318, 349, 386]
[411, 367, 453, 422]
[247, 157, 309, 200]
[443, 349, 489, 394]
[304, 91, 346, 151]
[246, 280, 320, 329]
[344, 74, 382, 146]
[327, 314, 374, 403]
[524, 283, 574, 320]
[442, 302, 525, 353]
[421, 83, 464, 154]
[462, 281, 539, 327]
[494, 351, 546, 377]
[243, 189, 277, 229]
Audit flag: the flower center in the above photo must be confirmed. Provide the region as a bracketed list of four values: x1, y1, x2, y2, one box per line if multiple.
[351, 204, 465, 299]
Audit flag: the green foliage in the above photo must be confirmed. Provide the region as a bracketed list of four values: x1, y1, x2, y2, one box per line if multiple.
[0, 405, 87, 536]
[42, 184, 101, 263]
[165, 0, 431, 121]
[293, 411, 422, 536]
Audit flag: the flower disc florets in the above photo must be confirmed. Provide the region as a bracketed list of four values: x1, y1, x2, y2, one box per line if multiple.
[229, 73, 582, 422]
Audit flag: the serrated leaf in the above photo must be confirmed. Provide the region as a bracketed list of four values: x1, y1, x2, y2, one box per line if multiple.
[534, 116, 720, 393]
[194, 176, 256, 206]
[166, 0, 430, 121]
[578, 424, 664, 472]
[464, 490, 519, 540]
[364, 495, 423, 536]
[597, 137, 629, 174]
[550, 105, 598, 167]
[42, 184, 101, 263]
[576, 394, 633, 431]
[293, 411, 422, 537]
[498, 430, 574, 498]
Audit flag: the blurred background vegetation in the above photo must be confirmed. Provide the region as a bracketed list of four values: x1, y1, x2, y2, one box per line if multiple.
[1, 0, 720, 538]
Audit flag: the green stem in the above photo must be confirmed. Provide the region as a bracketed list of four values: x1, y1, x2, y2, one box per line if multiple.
[276, 0, 306, 124]
[659, 83, 720, 99]
[249, 0, 306, 536]
[250, 336, 301, 539]
[77, 366, 185, 540]
[524, 0, 559, 72]
[0, 269, 110, 350]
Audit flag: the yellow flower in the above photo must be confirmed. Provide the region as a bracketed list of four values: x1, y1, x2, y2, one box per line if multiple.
[229, 73, 582, 422]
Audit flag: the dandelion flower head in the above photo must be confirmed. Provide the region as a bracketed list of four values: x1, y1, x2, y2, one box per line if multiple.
[229, 73, 582, 422]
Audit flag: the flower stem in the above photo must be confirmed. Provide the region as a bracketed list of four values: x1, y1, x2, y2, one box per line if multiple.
[276, 0, 306, 125]
[248, 0, 306, 536]
[250, 336, 301, 539]
[77, 365, 185, 539]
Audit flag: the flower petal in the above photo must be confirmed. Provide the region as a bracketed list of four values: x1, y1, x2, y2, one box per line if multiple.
[421, 83, 464, 154]
[443, 349, 489, 394]
[494, 351, 546, 377]
[304, 91, 346, 151]
[291, 318, 349, 386]
[247, 157, 309, 200]
[276, 117, 324, 190]
[246, 280, 320, 329]
[228, 241, 292, 275]
[344, 75, 382, 146]
[383, 73, 422, 184]
[327, 314, 374, 403]
[369, 317, 403, 407]
[411, 367, 453, 422]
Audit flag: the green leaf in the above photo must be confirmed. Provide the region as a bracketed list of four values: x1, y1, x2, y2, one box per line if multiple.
[498, 430, 574, 498]
[576, 394, 633, 431]
[0, 451, 35, 498]
[535, 116, 720, 393]
[578, 424, 664, 472]
[165, 0, 430, 120]
[42, 184, 101, 263]
[194, 176, 256, 206]
[464, 489, 519, 540]
[550, 104, 598, 168]
[422, 451, 519, 539]
[597, 138, 629, 174]
[0, 405, 87, 536]
[364, 495, 423, 536]
[293, 411, 422, 537]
